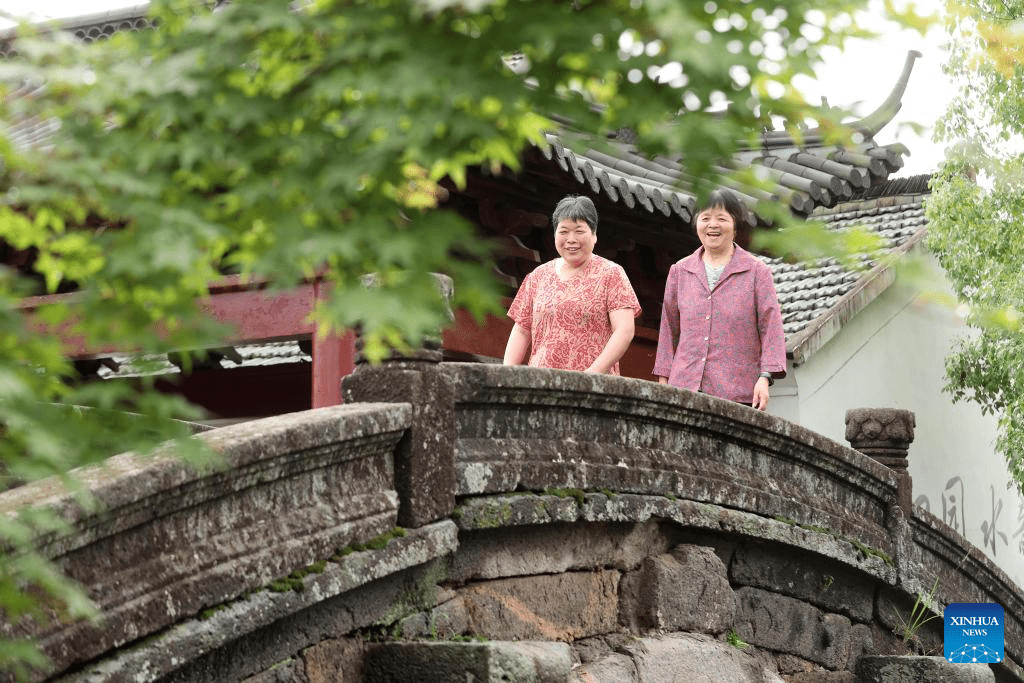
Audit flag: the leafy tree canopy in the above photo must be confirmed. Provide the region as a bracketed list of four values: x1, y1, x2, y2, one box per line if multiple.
[927, 0, 1024, 491]
[0, 0, 909, 675]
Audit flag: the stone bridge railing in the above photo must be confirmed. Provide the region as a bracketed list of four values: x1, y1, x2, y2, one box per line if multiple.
[2, 361, 1021, 682]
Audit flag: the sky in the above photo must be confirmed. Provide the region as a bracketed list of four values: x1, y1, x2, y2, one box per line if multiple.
[0, 0, 951, 175]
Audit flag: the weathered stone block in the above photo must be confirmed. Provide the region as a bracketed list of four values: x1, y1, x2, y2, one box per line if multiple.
[574, 633, 785, 683]
[571, 651, 636, 683]
[454, 493, 582, 531]
[730, 543, 874, 622]
[399, 595, 470, 640]
[785, 672, 857, 682]
[344, 363, 455, 528]
[301, 637, 366, 683]
[460, 570, 620, 641]
[735, 587, 852, 670]
[445, 363, 898, 556]
[857, 655, 995, 682]
[363, 641, 573, 683]
[619, 544, 737, 635]
[449, 518, 675, 582]
[240, 661, 297, 683]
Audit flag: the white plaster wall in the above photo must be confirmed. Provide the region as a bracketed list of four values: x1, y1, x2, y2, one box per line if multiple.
[775, 258, 1024, 589]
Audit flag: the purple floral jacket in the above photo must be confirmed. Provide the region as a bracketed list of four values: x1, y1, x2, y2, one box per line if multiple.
[654, 245, 786, 403]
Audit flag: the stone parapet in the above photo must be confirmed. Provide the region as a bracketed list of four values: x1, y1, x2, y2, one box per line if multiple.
[445, 363, 900, 559]
[0, 403, 411, 680]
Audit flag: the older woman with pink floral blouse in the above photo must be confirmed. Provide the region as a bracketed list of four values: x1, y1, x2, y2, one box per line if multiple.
[654, 188, 786, 410]
[504, 195, 641, 375]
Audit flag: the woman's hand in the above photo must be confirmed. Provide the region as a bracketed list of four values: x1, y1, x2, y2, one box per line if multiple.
[752, 376, 771, 411]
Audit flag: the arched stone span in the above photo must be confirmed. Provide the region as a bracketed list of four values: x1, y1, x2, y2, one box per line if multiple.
[2, 363, 1020, 682]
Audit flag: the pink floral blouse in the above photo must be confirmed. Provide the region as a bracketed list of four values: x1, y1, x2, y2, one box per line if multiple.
[654, 245, 786, 403]
[508, 255, 641, 374]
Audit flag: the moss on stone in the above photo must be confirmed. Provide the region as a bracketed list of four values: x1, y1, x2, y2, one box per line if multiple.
[774, 515, 893, 566]
[476, 501, 514, 528]
[851, 539, 893, 566]
[544, 487, 586, 507]
[198, 603, 228, 620]
[331, 527, 407, 561]
[376, 559, 448, 633]
[266, 558, 331, 593]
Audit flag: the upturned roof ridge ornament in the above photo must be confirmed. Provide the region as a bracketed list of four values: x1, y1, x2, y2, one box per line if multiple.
[760, 49, 922, 149]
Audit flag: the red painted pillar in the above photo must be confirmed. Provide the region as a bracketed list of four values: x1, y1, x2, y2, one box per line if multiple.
[311, 278, 355, 408]
[311, 329, 355, 408]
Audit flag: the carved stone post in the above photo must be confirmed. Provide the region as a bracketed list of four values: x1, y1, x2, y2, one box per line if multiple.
[342, 274, 456, 528]
[845, 408, 915, 514]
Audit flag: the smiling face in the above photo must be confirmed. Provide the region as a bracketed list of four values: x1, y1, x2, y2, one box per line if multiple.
[695, 204, 736, 255]
[554, 218, 597, 269]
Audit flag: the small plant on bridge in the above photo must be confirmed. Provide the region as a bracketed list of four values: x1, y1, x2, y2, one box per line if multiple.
[892, 577, 941, 650]
[726, 629, 749, 650]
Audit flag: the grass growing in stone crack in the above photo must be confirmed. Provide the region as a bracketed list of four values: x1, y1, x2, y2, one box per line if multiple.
[893, 577, 941, 647]
[726, 629, 749, 649]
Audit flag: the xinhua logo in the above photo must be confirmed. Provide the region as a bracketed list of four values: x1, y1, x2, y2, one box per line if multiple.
[944, 603, 1004, 664]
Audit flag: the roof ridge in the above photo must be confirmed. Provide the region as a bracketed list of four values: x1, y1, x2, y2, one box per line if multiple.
[1, 4, 151, 39]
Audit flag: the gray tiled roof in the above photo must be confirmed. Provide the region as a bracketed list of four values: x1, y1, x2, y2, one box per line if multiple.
[0, 5, 154, 57]
[544, 134, 908, 226]
[96, 340, 309, 379]
[770, 174, 930, 356]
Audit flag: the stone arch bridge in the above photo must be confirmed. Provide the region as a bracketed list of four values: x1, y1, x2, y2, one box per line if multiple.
[3, 361, 1022, 682]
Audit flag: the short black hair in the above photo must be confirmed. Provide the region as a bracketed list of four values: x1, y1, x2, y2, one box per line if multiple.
[552, 195, 598, 234]
[694, 188, 745, 229]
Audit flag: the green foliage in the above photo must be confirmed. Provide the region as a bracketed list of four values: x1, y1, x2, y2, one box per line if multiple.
[928, 0, 1024, 492]
[0, 0, 905, 676]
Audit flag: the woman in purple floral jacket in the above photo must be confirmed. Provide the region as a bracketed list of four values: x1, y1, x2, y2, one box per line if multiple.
[653, 188, 786, 410]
